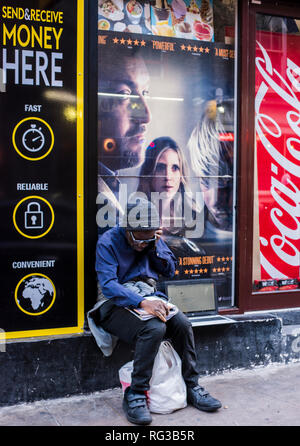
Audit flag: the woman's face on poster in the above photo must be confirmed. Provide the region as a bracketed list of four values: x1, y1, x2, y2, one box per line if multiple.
[151, 149, 181, 199]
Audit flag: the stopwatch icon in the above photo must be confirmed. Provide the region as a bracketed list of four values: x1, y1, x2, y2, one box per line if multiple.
[13, 117, 54, 161]
[22, 124, 45, 152]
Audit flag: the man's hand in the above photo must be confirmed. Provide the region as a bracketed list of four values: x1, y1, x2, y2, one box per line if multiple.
[140, 299, 169, 322]
[155, 229, 163, 245]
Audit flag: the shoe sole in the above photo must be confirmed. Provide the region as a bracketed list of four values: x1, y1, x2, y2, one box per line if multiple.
[192, 403, 222, 412]
[122, 400, 152, 425]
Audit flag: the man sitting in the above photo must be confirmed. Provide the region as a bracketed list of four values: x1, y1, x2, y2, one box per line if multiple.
[89, 199, 222, 425]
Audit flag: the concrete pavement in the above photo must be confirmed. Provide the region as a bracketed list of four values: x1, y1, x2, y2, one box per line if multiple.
[0, 361, 299, 427]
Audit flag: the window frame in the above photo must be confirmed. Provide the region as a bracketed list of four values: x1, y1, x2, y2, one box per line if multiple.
[235, 0, 300, 312]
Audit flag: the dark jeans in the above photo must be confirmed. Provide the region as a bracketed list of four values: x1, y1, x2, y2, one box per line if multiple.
[100, 303, 200, 393]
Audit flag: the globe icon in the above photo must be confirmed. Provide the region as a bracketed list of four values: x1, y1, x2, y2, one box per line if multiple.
[15, 275, 55, 315]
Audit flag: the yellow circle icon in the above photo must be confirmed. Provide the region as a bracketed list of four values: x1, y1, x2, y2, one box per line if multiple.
[12, 117, 54, 161]
[15, 273, 56, 316]
[13, 196, 55, 239]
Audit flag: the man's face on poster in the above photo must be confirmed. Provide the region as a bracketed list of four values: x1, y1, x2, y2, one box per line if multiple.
[201, 178, 233, 231]
[98, 53, 151, 171]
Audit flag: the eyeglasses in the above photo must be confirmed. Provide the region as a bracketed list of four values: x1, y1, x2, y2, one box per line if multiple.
[130, 231, 157, 245]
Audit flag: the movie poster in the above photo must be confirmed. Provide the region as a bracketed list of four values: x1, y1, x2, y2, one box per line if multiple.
[98, 0, 214, 41]
[97, 31, 234, 307]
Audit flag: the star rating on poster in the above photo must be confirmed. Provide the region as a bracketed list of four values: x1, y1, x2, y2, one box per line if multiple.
[181, 268, 209, 275]
[175, 254, 232, 277]
[180, 44, 210, 54]
[110, 36, 211, 54]
[211, 256, 232, 273]
[217, 256, 232, 262]
[100, 33, 234, 59]
[212, 267, 231, 273]
[113, 36, 146, 47]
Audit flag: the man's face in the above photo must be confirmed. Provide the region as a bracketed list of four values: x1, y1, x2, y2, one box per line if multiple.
[99, 54, 151, 171]
[201, 179, 233, 231]
[126, 229, 156, 252]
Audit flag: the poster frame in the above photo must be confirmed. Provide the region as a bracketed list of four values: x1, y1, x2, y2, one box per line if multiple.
[236, 0, 300, 312]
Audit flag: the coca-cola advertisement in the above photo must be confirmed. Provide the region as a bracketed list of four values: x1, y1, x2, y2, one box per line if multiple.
[254, 23, 300, 291]
[97, 30, 235, 307]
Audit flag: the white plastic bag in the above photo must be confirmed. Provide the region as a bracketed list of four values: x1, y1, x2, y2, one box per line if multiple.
[118, 341, 187, 414]
[119, 360, 134, 394]
[149, 341, 187, 414]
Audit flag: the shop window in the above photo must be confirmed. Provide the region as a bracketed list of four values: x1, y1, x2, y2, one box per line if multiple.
[253, 13, 300, 294]
[96, 0, 237, 309]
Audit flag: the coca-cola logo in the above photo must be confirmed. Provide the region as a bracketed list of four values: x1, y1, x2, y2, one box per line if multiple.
[255, 39, 300, 280]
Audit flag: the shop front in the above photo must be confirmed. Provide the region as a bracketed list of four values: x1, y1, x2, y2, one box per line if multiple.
[0, 0, 299, 404]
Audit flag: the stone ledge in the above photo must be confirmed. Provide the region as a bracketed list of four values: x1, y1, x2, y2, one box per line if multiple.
[0, 311, 299, 407]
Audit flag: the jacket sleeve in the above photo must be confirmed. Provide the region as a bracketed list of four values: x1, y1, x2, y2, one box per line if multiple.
[95, 240, 144, 308]
[147, 238, 177, 278]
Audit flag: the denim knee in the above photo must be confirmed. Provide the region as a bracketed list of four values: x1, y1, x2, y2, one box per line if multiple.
[138, 318, 167, 343]
[172, 311, 193, 332]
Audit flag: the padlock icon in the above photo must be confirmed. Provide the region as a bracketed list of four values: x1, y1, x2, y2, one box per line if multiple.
[24, 202, 44, 229]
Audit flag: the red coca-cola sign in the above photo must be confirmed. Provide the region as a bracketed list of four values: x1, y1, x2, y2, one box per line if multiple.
[255, 31, 300, 281]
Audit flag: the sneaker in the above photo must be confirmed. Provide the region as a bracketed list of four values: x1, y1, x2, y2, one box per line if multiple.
[122, 387, 152, 425]
[187, 385, 222, 412]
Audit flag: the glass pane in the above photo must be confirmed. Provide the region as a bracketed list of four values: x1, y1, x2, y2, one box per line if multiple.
[97, 0, 237, 308]
[253, 13, 300, 293]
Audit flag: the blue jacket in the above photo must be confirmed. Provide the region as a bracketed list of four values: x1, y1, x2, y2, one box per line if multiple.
[95, 226, 176, 308]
